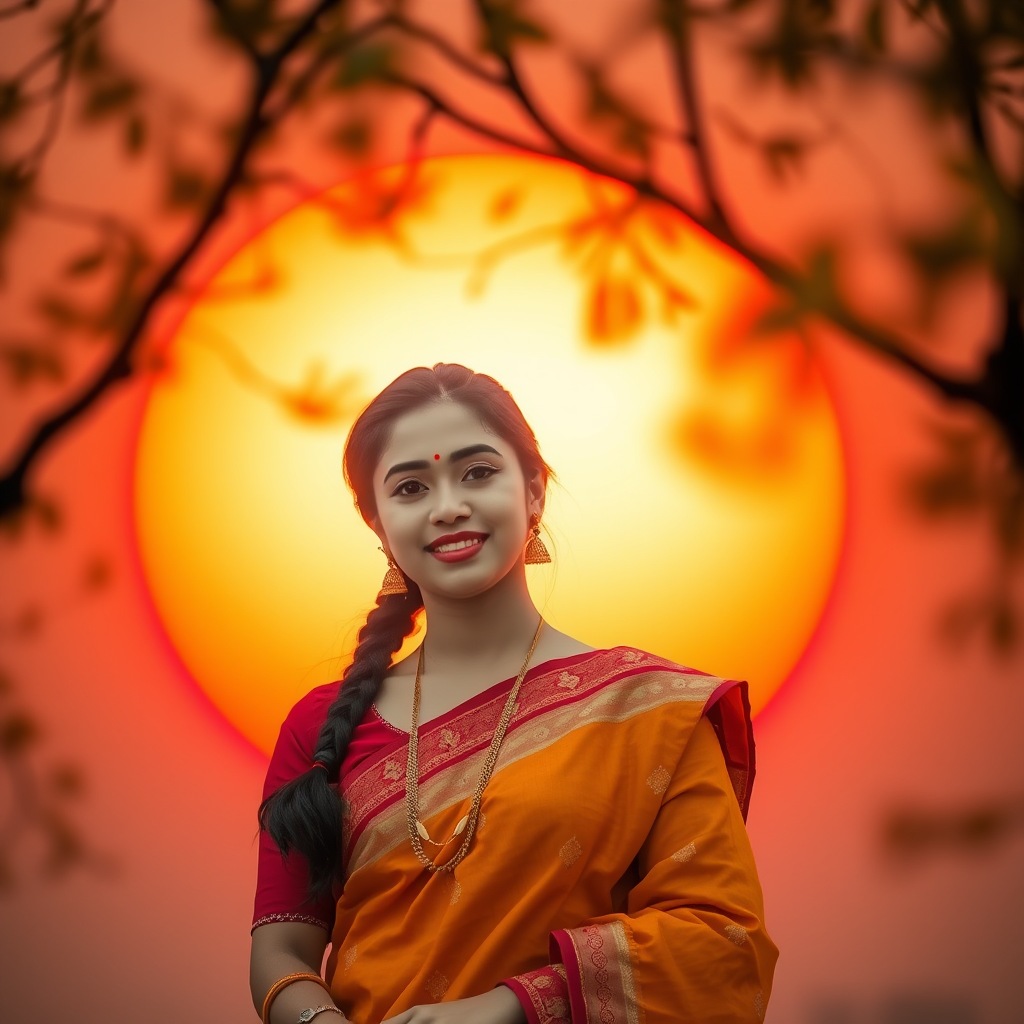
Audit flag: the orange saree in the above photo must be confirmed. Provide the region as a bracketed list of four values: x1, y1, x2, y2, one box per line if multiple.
[261, 646, 778, 1024]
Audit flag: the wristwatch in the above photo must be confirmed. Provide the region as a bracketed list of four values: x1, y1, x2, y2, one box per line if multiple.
[296, 1008, 345, 1023]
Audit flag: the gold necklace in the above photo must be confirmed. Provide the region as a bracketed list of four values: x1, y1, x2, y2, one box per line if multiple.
[405, 616, 545, 873]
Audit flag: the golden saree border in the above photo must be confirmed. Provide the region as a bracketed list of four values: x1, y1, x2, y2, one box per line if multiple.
[340, 648, 730, 876]
[552, 920, 643, 1024]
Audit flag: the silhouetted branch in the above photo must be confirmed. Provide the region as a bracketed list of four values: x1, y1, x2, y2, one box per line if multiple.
[20, 0, 93, 174]
[0, 0, 41, 20]
[3, 0, 1024, 520]
[661, 0, 734, 240]
[0, 0, 347, 518]
[388, 12, 507, 87]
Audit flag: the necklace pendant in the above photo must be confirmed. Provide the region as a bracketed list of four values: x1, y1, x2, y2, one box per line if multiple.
[416, 820, 430, 842]
[453, 814, 470, 837]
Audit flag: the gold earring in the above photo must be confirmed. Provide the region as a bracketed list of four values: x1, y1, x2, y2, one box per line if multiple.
[378, 546, 409, 596]
[524, 516, 551, 564]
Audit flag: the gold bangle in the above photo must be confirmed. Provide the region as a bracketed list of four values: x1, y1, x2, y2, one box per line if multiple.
[262, 972, 331, 1024]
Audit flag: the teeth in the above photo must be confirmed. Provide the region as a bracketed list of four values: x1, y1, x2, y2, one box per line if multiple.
[434, 538, 483, 553]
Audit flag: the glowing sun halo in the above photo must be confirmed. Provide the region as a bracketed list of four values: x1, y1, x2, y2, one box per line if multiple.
[133, 154, 846, 756]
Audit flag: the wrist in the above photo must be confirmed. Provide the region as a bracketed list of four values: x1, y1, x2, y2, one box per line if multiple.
[267, 980, 343, 1024]
[491, 984, 529, 1024]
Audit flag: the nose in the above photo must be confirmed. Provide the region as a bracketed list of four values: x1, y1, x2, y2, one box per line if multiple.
[430, 481, 472, 524]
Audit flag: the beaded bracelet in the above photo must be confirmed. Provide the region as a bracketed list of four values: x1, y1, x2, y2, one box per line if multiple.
[262, 971, 332, 1024]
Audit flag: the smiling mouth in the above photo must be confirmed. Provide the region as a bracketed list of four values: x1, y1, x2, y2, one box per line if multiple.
[432, 538, 485, 553]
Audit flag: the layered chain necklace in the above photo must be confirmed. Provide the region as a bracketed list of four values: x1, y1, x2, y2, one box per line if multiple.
[405, 615, 545, 873]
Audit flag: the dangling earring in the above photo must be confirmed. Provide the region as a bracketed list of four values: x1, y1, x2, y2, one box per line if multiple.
[524, 515, 551, 564]
[378, 546, 409, 596]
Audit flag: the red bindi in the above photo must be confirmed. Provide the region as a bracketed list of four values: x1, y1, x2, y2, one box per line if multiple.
[434, 454, 440, 460]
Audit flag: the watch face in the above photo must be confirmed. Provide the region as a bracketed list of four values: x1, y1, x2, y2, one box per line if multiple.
[298, 1012, 315, 1022]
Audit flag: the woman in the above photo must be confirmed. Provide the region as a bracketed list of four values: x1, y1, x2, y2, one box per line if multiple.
[250, 363, 778, 1024]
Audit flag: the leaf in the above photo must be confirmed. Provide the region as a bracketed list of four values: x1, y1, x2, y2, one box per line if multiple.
[742, 0, 842, 89]
[0, 343, 66, 386]
[762, 135, 808, 182]
[32, 495, 62, 533]
[489, 187, 524, 222]
[478, 0, 549, 58]
[642, 205, 682, 248]
[35, 292, 90, 329]
[582, 64, 651, 159]
[80, 78, 140, 122]
[863, 0, 886, 52]
[755, 247, 840, 333]
[74, 32, 109, 77]
[165, 165, 213, 211]
[35, 294, 85, 327]
[332, 44, 394, 89]
[124, 113, 146, 155]
[659, 282, 697, 324]
[901, 209, 987, 292]
[328, 116, 373, 155]
[586, 276, 644, 344]
[82, 555, 113, 591]
[0, 163, 35, 246]
[0, 711, 40, 754]
[50, 763, 87, 799]
[208, 0, 287, 53]
[949, 158, 1021, 279]
[63, 249, 108, 277]
[0, 79, 23, 124]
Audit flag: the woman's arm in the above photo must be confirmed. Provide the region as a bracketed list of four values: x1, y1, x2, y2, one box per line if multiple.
[251, 921, 347, 1024]
[505, 713, 778, 1024]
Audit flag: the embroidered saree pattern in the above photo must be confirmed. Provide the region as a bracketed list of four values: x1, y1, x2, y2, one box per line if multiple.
[553, 921, 642, 1024]
[256, 646, 777, 1024]
[341, 648, 730, 876]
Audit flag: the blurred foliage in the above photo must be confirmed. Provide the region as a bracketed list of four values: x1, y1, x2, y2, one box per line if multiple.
[905, 417, 1023, 654]
[1, 0, 1023, 874]
[0, 555, 118, 884]
[882, 795, 1024, 864]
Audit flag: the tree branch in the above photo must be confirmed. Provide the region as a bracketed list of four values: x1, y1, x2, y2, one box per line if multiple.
[0, 0, 41, 20]
[0, 0, 348, 518]
[661, 0, 734, 241]
[387, 13, 507, 88]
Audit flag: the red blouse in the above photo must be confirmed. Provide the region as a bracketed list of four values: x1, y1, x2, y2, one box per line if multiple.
[251, 682, 577, 1022]
[251, 680, 398, 933]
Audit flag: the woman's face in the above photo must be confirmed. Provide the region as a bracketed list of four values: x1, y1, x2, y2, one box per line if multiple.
[369, 401, 544, 598]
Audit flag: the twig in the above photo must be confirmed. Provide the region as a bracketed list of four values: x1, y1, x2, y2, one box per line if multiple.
[0, 0, 349, 517]
[388, 13, 507, 87]
[661, 0, 733, 240]
[0, 0, 41, 20]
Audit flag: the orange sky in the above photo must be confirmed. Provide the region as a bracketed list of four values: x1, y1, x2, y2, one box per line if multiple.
[1, 5, 1023, 1024]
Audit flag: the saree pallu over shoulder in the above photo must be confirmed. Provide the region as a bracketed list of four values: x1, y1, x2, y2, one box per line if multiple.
[339, 648, 752, 876]
[326, 647, 777, 1024]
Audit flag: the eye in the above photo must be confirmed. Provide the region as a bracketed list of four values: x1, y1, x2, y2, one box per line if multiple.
[393, 480, 425, 497]
[391, 464, 497, 497]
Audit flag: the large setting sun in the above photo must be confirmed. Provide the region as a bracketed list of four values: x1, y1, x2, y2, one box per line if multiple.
[133, 153, 846, 756]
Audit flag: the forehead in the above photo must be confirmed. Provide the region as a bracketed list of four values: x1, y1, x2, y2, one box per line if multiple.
[378, 402, 497, 463]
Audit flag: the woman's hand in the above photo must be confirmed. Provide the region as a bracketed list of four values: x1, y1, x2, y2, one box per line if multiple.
[381, 985, 527, 1024]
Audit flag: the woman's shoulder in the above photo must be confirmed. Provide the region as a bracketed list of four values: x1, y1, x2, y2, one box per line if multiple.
[604, 644, 725, 679]
[280, 679, 343, 735]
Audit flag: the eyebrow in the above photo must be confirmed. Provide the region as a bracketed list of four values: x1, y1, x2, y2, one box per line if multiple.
[383, 444, 504, 484]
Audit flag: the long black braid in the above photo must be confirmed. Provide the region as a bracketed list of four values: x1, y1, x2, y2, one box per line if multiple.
[257, 574, 423, 903]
